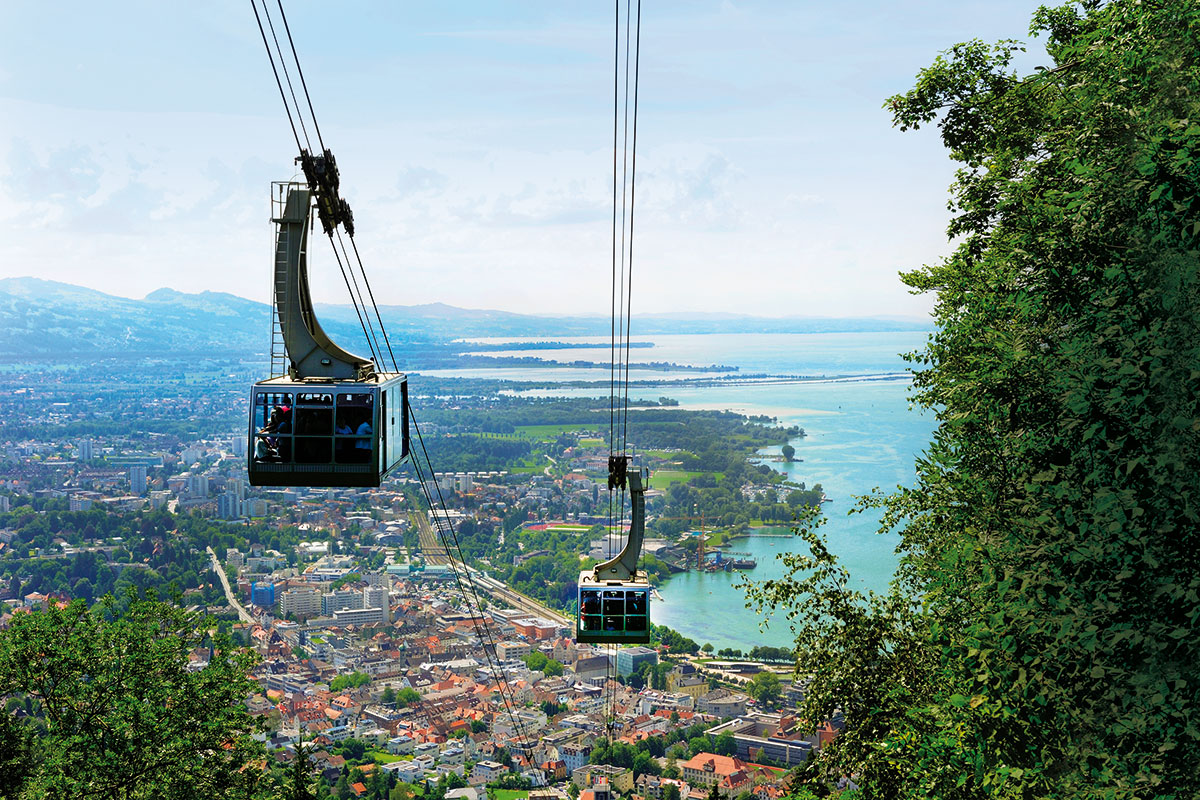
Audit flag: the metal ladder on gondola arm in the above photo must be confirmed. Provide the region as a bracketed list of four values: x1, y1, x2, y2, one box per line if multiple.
[269, 186, 296, 379]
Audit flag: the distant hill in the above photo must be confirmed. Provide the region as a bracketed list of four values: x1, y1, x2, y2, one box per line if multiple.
[0, 277, 930, 358]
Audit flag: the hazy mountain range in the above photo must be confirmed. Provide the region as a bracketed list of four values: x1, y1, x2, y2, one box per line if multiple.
[0, 277, 930, 358]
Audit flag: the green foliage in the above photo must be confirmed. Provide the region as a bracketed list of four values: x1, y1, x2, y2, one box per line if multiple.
[329, 671, 371, 693]
[396, 687, 422, 707]
[711, 731, 739, 758]
[747, 2, 1200, 797]
[652, 624, 700, 654]
[286, 741, 318, 800]
[390, 782, 417, 800]
[488, 774, 533, 791]
[0, 596, 264, 799]
[745, 671, 782, 707]
[522, 650, 564, 677]
[330, 572, 361, 591]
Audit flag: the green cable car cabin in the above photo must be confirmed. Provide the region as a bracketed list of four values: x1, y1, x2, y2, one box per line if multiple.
[577, 468, 652, 644]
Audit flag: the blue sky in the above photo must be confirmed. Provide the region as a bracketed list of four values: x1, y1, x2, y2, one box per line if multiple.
[0, 1, 1047, 318]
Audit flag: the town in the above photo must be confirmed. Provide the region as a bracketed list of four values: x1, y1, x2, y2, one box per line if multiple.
[0, 358, 842, 800]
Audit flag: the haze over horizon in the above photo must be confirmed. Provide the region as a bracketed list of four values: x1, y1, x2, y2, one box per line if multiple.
[0, 1, 1047, 318]
[0, 274, 932, 322]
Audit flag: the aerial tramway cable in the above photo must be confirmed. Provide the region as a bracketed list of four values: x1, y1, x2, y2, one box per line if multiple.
[603, 0, 643, 746]
[251, 0, 535, 754]
[251, 0, 395, 372]
[407, 418, 535, 753]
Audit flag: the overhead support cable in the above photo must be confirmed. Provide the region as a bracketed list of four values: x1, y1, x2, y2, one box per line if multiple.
[326, 232, 381, 367]
[250, 0, 303, 153]
[347, 236, 401, 374]
[251, 0, 532, 753]
[603, 0, 643, 740]
[333, 230, 386, 368]
[273, 0, 326, 153]
[407, 406, 536, 755]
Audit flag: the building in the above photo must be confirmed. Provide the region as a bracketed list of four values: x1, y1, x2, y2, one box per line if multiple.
[561, 743, 592, 773]
[226, 548, 245, 568]
[471, 760, 508, 783]
[250, 581, 276, 608]
[217, 492, 240, 520]
[696, 689, 750, 717]
[673, 674, 707, 699]
[497, 640, 531, 661]
[127, 465, 148, 495]
[679, 754, 753, 797]
[365, 585, 389, 621]
[323, 589, 365, 615]
[702, 714, 817, 767]
[230, 436, 246, 457]
[278, 587, 322, 620]
[333, 606, 387, 627]
[572, 766, 633, 793]
[243, 498, 268, 517]
[226, 477, 246, 502]
[185, 474, 209, 497]
[512, 617, 559, 641]
[615, 646, 658, 677]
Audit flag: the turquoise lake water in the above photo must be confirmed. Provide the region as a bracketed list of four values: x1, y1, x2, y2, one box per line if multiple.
[419, 331, 940, 650]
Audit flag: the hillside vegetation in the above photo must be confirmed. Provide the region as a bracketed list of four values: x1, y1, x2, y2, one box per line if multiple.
[747, 2, 1200, 797]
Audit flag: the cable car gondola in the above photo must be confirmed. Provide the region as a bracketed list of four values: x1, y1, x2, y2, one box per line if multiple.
[247, 181, 408, 488]
[578, 467, 651, 644]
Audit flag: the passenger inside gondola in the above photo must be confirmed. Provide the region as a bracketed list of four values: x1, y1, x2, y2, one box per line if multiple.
[255, 404, 292, 461]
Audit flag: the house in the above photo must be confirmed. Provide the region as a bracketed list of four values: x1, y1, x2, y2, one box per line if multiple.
[572, 765, 633, 793]
[388, 735, 415, 755]
[382, 760, 424, 783]
[471, 760, 508, 783]
[679, 754, 753, 798]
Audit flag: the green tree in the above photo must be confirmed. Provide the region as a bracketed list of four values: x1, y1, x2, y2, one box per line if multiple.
[663, 784, 681, 800]
[746, 2, 1200, 797]
[780, 444, 795, 463]
[390, 782, 416, 800]
[713, 731, 738, 758]
[286, 740, 317, 800]
[745, 671, 780, 707]
[329, 671, 370, 692]
[0, 712, 34, 799]
[0, 596, 264, 799]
